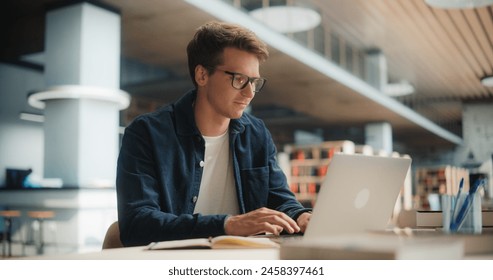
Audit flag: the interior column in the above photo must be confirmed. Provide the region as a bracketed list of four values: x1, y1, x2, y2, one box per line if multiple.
[365, 122, 393, 156]
[28, 2, 129, 187]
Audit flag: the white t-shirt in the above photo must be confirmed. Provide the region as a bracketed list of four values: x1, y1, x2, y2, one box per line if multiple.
[193, 130, 239, 215]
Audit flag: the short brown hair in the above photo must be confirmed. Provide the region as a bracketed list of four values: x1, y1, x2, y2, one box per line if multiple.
[187, 21, 269, 87]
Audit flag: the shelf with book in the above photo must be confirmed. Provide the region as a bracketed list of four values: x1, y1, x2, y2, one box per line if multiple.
[414, 165, 469, 210]
[284, 140, 355, 206]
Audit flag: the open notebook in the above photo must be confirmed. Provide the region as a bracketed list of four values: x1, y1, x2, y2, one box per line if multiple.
[147, 235, 279, 250]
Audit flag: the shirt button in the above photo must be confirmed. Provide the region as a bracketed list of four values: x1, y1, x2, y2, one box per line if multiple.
[199, 160, 205, 167]
[192, 196, 198, 203]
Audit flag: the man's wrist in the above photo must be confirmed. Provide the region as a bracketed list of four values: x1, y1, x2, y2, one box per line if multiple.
[296, 211, 312, 224]
[223, 215, 232, 234]
[294, 210, 312, 221]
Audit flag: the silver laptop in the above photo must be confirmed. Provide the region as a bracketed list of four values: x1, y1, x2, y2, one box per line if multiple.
[303, 153, 411, 239]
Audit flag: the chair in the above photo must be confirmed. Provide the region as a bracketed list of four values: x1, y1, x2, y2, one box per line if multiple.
[102, 221, 123, 249]
[27, 210, 55, 255]
[0, 210, 22, 257]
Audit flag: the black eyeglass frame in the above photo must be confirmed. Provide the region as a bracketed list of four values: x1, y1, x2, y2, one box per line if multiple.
[216, 68, 267, 93]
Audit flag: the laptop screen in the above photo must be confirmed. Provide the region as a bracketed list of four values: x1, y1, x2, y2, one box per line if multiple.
[304, 153, 411, 239]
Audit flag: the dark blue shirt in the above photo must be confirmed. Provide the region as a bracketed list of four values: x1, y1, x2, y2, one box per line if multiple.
[116, 90, 308, 246]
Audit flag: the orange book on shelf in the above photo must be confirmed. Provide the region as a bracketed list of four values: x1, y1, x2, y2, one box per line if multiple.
[296, 150, 305, 160]
[328, 147, 335, 158]
[308, 183, 317, 193]
[290, 183, 298, 193]
[292, 166, 299, 176]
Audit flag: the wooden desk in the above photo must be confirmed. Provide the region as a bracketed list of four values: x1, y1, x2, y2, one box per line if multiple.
[25, 246, 280, 260]
[20, 245, 493, 260]
[10, 245, 491, 280]
[19, 230, 493, 260]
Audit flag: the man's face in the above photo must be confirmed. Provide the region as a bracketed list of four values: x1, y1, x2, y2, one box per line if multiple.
[202, 47, 261, 120]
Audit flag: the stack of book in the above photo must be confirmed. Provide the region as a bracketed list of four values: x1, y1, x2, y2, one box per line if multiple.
[280, 234, 464, 260]
[416, 210, 493, 228]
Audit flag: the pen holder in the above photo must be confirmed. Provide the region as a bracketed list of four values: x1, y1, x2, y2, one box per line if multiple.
[442, 192, 482, 234]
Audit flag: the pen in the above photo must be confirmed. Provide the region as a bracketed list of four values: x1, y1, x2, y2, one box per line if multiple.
[450, 177, 464, 229]
[450, 179, 484, 232]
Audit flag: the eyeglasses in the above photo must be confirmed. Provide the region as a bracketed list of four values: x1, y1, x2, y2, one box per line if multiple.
[216, 68, 267, 93]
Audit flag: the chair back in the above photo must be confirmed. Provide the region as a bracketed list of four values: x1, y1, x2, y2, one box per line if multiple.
[102, 221, 123, 249]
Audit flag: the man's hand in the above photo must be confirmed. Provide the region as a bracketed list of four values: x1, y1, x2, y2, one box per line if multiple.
[296, 212, 311, 233]
[224, 207, 300, 236]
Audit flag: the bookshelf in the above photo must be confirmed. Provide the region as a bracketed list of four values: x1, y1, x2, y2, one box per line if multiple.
[414, 165, 469, 210]
[282, 141, 413, 221]
[283, 140, 356, 206]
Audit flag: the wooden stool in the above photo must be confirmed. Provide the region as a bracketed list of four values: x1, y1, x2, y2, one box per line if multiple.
[27, 211, 55, 255]
[0, 210, 21, 257]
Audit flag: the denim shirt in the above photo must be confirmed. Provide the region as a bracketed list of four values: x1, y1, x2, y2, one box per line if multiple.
[116, 89, 308, 246]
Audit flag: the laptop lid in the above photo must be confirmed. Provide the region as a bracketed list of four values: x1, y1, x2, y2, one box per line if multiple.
[304, 153, 411, 239]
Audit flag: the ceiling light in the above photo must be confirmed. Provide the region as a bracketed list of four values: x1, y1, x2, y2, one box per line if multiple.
[481, 75, 493, 87]
[425, 0, 493, 9]
[249, 6, 321, 33]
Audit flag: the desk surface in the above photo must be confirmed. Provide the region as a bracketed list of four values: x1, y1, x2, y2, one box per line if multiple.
[23, 246, 493, 260]
[27, 247, 280, 260]
[21, 231, 493, 260]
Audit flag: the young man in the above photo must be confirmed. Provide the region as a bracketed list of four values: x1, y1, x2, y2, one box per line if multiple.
[116, 21, 311, 246]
